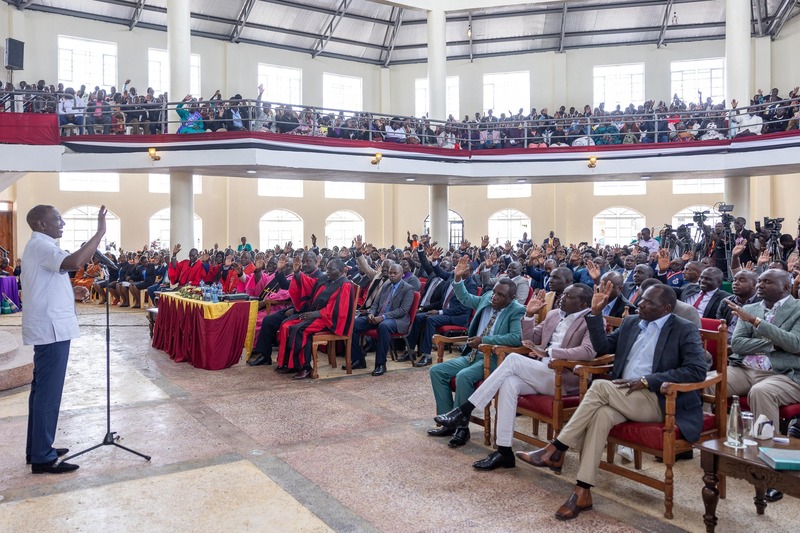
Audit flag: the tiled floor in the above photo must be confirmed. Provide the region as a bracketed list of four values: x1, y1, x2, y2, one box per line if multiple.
[1, 304, 798, 532]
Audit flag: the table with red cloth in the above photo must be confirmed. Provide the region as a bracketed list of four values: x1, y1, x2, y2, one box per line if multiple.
[0, 276, 20, 309]
[152, 292, 258, 370]
[0, 112, 60, 145]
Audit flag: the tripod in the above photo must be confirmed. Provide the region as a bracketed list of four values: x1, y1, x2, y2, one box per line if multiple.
[62, 278, 150, 464]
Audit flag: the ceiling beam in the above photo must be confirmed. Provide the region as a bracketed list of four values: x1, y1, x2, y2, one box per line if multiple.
[129, 0, 146, 30]
[230, 0, 257, 42]
[770, 0, 799, 38]
[261, 0, 388, 26]
[312, 0, 352, 58]
[15, 0, 35, 10]
[657, 0, 675, 49]
[753, 0, 764, 37]
[468, 12, 473, 62]
[382, 8, 405, 67]
[558, 3, 567, 53]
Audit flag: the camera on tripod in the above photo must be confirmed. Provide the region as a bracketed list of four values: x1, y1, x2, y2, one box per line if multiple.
[693, 211, 709, 224]
[755, 217, 784, 235]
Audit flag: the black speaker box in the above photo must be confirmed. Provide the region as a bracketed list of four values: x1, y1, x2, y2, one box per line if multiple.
[4, 38, 24, 71]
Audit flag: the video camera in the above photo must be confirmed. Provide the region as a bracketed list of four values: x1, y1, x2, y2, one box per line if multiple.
[693, 211, 709, 224]
[755, 217, 784, 235]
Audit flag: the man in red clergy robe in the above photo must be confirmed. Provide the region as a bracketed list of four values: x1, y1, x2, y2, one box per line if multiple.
[277, 257, 354, 380]
[167, 244, 208, 287]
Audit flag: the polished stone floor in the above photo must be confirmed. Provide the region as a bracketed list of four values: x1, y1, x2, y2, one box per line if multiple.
[1, 304, 798, 532]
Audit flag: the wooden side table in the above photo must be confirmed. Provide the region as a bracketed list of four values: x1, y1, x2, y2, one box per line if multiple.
[695, 437, 800, 532]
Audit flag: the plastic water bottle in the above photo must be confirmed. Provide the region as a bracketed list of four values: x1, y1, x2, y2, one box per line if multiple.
[211, 283, 219, 303]
[726, 395, 744, 448]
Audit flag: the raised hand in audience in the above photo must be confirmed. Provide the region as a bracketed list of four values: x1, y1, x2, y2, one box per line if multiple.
[225, 255, 233, 267]
[274, 244, 282, 255]
[460, 239, 470, 251]
[254, 258, 265, 271]
[525, 289, 546, 317]
[292, 255, 302, 273]
[504, 240, 513, 253]
[431, 247, 443, 260]
[453, 255, 470, 281]
[657, 248, 671, 272]
[199, 252, 210, 262]
[591, 281, 614, 315]
[354, 234, 363, 251]
[757, 250, 771, 266]
[172, 243, 181, 256]
[681, 250, 694, 262]
[586, 260, 601, 283]
[311, 234, 317, 246]
[481, 235, 490, 248]
[732, 242, 747, 257]
[744, 261, 755, 271]
[284, 241, 293, 254]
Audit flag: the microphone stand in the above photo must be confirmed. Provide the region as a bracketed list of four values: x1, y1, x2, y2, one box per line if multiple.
[62, 251, 151, 464]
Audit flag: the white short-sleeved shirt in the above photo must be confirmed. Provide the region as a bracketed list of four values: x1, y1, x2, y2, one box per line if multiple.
[21, 231, 80, 345]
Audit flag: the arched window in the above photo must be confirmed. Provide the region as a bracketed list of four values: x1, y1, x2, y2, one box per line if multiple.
[488, 209, 531, 246]
[260, 210, 303, 251]
[149, 208, 203, 250]
[423, 210, 464, 250]
[593, 207, 645, 247]
[325, 210, 364, 249]
[672, 205, 721, 230]
[61, 205, 120, 253]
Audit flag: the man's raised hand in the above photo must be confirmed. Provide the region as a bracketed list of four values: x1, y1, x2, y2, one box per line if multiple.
[453, 255, 470, 280]
[591, 281, 614, 315]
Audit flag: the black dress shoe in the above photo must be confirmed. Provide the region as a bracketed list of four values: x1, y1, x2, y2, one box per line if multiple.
[414, 355, 432, 367]
[434, 407, 470, 429]
[765, 488, 783, 502]
[448, 428, 470, 448]
[427, 426, 455, 437]
[274, 365, 288, 373]
[276, 366, 294, 374]
[395, 352, 411, 363]
[655, 450, 694, 463]
[473, 451, 515, 470]
[342, 360, 367, 370]
[247, 354, 272, 366]
[26, 448, 69, 465]
[292, 368, 312, 380]
[371, 364, 386, 376]
[31, 459, 79, 474]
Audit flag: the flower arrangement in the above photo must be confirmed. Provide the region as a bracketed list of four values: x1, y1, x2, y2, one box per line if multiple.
[177, 286, 203, 300]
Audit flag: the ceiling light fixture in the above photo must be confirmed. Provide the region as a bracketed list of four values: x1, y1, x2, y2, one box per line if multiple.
[467, 25, 472, 39]
[588, 155, 597, 168]
[406, 178, 415, 182]
[148, 147, 160, 161]
[246, 170, 257, 174]
[641, 175, 651, 180]
[371, 153, 383, 165]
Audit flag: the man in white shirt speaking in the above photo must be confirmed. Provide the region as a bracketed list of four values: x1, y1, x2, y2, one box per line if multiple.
[22, 204, 107, 474]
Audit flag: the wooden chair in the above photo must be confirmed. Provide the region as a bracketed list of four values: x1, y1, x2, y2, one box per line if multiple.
[436, 287, 482, 352]
[362, 291, 421, 361]
[430, 336, 495, 445]
[574, 320, 729, 519]
[490, 345, 614, 448]
[310, 285, 360, 379]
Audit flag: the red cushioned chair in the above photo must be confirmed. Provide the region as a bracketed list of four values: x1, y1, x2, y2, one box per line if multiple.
[362, 291, 421, 362]
[574, 320, 729, 519]
[435, 287, 482, 353]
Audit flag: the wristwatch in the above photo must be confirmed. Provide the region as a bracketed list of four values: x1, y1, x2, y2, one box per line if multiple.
[640, 376, 649, 389]
[753, 317, 762, 329]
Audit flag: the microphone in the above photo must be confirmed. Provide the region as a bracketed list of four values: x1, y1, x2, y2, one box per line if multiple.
[93, 249, 118, 270]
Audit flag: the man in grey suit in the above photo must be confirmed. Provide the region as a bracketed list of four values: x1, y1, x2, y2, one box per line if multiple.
[434, 283, 596, 471]
[427, 256, 526, 448]
[515, 283, 707, 521]
[727, 269, 800, 430]
[351, 264, 415, 376]
[479, 259, 531, 304]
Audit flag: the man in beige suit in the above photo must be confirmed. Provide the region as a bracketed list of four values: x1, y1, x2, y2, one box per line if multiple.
[433, 283, 596, 471]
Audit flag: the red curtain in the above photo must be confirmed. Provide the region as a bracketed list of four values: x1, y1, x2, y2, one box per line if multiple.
[0, 113, 60, 145]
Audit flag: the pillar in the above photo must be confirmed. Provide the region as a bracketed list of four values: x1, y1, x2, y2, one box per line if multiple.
[170, 171, 194, 251]
[427, 9, 449, 246]
[379, 68, 392, 115]
[429, 185, 449, 247]
[725, 0, 751, 217]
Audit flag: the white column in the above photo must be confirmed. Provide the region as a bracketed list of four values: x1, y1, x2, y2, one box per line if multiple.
[725, 0, 751, 217]
[170, 171, 194, 251]
[168, 0, 191, 116]
[379, 68, 392, 115]
[429, 185, 449, 248]
[427, 9, 449, 246]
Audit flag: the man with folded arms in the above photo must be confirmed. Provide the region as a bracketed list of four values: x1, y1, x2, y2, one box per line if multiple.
[726, 268, 800, 503]
[514, 283, 706, 520]
[427, 256, 525, 448]
[434, 283, 595, 470]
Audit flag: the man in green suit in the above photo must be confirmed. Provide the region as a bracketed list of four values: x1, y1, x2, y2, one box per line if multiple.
[427, 256, 526, 448]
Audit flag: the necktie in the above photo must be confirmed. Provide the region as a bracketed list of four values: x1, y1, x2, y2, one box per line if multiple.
[381, 284, 397, 314]
[468, 310, 498, 363]
[443, 284, 455, 308]
[693, 291, 707, 309]
[630, 289, 640, 304]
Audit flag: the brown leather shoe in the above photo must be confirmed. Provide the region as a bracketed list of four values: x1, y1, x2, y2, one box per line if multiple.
[515, 444, 565, 474]
[292, 368, 312, 380]
[555, 487, 593, 521]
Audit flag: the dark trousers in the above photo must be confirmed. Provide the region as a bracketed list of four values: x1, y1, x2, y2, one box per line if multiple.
[351, 316, 399, 367]
[253, 309, 291, 356]
[27, 340, 70, 464]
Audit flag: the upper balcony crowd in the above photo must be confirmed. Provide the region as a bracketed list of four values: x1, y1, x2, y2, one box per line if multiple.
[2, 78, 799, 148]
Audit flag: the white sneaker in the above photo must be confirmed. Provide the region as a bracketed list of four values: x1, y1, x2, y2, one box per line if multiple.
[617, 445, 634, 463]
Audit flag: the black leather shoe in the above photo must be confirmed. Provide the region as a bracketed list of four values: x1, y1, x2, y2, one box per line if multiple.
[427, 426, 455, 437]
[435, 407, 470, 429]
[655, 450, 694, 463]
[414, 354, 432, 367]
[447, 428, 470, 448]
[32, 459, 79, 474]
[371, 364, 386, 376]
[395, 351, 413, 363]
[292, 368, 312, 380]
[765, 488, 783, 502]
[473, 451, 515, 470]
[342, 360, 367, 370]
[276, 366, 294, 374]
[247, 354, 272, 366]
[26, 448, 69, 465]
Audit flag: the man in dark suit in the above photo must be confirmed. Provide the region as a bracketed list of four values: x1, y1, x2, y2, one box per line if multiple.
[679, 266, 731, 319]
[622, 264, 654, 305]
[515, 283, 707, 521]
[716, 270, 759, 341]
[598, 271, 636, 318]
[427, 257, 526, 448]
[407, 248, 477, 367]
[350, 264, 415, 376]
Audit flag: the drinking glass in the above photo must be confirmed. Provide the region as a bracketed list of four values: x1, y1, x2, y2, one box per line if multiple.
[742, 411, 757, 446]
